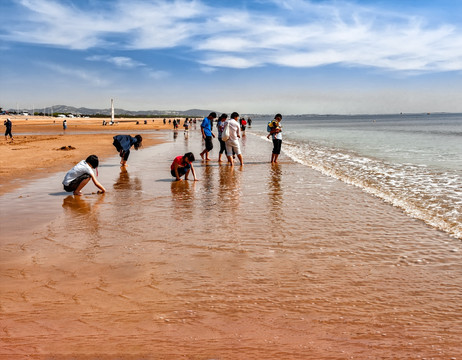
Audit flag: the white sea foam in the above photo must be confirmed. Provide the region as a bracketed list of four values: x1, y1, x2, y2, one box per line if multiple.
[258, 133, 462, 239]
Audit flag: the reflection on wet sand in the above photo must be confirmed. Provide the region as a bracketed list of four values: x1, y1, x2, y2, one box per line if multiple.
[171, 180, 196, 219]
[62, 194, 106, 261]
[218, 164, 242, 214]
[269, 163, 283, 209]
[113, 166, 142, 191]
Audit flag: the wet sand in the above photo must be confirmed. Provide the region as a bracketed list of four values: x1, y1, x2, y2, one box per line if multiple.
[1, 128, 461, 359]
[0, 116, 174, 194]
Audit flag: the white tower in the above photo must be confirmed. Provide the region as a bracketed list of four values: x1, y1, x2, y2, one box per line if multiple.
[111, 99, 114, 123]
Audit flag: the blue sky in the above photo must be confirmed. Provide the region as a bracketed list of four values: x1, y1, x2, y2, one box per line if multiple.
[1, 0, 461, 114]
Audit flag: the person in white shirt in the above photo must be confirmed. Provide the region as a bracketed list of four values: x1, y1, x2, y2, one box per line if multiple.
[62, 155, 106, 196]
[224, 112, 244, 166]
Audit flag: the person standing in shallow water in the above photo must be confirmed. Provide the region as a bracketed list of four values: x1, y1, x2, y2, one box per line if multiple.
[200, 112, 216, 161]
[216, 113, 228, 162]
[112, 134, 143, 166]
[268, 113, 283, 163]
[225, 112, 244, 166]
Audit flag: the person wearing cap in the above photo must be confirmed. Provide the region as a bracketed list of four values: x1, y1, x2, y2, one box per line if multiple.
[268, 113, 283, 163]
[112, 134, 143, 166]
[62, 155, 106, 196]
[199, 112, 216, 161]
[4, 118, 13, 141]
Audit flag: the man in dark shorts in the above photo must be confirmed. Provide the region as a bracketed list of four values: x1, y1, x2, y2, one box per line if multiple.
[4, 118, 13, 141]
[199, 112, 216, 161]
[268, 113, 283, 163]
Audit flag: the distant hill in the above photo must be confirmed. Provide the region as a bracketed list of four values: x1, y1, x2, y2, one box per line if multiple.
[7, 105, 220, 118]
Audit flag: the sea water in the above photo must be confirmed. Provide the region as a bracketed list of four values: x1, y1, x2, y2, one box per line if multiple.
[251, 113, 462, 239]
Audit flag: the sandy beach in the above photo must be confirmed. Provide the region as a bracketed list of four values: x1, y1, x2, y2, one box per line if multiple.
[1, 117, 461, 359]
[0, 116, 174, 194]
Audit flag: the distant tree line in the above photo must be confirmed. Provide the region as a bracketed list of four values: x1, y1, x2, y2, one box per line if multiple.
[2, 110, 200, 118]
[27, 112, 195, 118]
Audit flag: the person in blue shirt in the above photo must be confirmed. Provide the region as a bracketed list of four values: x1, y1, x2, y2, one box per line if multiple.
[113, 134, 143, 166]
[199, 112, 216, 161]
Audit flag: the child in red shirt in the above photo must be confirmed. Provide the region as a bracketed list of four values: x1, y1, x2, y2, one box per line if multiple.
[170, 152, 198, 181]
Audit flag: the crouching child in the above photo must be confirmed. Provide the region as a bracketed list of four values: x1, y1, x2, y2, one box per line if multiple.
[62, 155, 106, 195]
[170, 152, 198, 181]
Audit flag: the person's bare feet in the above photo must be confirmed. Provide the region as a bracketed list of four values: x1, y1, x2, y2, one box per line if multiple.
[73, 191, 83, 196]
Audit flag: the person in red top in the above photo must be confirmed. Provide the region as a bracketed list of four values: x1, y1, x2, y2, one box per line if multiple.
[170, 152, 198, 181]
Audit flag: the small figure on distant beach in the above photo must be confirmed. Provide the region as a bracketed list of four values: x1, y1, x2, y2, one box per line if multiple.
[216, 113, 228, 162]
[240, 117, 247, 135]
[112, 134, 143, 166]
[247, 117, 252, 127]
[4, 118, 13, 141]
[225, 112, 244, 166]
[63, 119, 67, 130]
[183, 119, 189, 133]
[200, 112, 217, 161]
[267, 113, 283, 163]
[62, 155, 106, 196]
[171, 152, 198, 181]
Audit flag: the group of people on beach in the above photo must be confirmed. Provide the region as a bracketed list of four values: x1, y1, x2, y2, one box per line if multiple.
[61, 112, 283, 195]
[198, 112, 281, 165]
[62, 134, 143, 195]
[199, 112, 245, 167]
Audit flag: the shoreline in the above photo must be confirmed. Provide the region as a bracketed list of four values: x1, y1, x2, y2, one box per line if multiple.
[0, 116, 182, 195]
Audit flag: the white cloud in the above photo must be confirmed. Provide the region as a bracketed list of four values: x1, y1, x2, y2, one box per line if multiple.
[2, 0, 462, 73]
[87, 55, 144, 68]
[200, 56, 261, 69]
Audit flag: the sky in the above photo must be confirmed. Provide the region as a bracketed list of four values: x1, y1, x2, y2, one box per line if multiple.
[1, 0, 462, 115]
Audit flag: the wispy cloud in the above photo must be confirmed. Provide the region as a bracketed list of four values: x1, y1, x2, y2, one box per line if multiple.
[147, 69, 169, 80]
[86, 54, 169, 79]
[86, 55, 145, 68]
[39, 62, 109, 86]
[2, 0, 462, 73]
